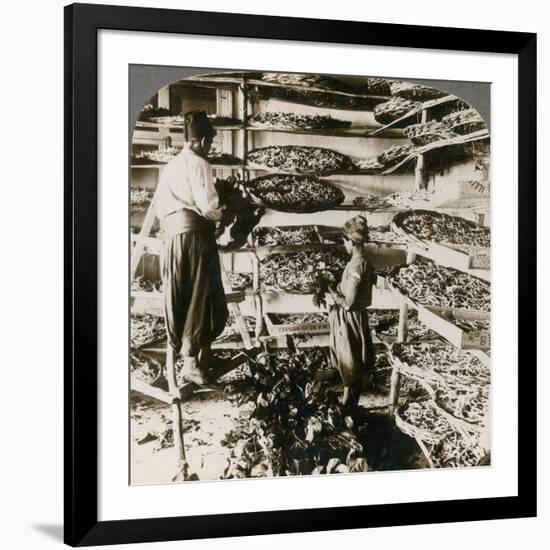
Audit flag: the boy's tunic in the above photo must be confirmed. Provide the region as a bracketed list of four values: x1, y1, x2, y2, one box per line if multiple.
[328, 253, 376, 386]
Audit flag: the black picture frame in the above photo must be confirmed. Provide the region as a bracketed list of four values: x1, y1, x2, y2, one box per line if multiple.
[64, 2, 537, 546]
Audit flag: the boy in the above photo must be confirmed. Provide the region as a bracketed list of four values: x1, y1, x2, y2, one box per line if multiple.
[326, 215, 376, 407]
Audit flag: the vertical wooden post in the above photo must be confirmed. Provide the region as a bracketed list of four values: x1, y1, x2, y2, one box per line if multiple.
[130, 190, 159, 281]
[414, 153, 425, 190]
[252, 253, 263, 342]
[255, 294, 264, 343]
[389, 249, 416, 417]
[397, 248, 416, 342]
[414, 109, 429, 191]
[216, 87, 234, 180]
[157, 85, 170, 110]
[388, 298, 407, 418]
[397, 301, 409, 343]
[240, 76, 263, 344]
[219, 254, 253, 350]
[240, 77, 248, 183]
[397, 248, 416, 343]
[388, 367, 401, 418]
[406, 249, 417, 264]
[165, 347, 188, 480]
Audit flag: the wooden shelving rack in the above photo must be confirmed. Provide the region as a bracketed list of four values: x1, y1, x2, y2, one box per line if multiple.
[385, 249, 491, 467]
[130, 74, 492, 476]
[132, 73, 491, 355]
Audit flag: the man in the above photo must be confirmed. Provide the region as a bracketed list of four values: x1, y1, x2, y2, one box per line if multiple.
[155, 110, 228, 385]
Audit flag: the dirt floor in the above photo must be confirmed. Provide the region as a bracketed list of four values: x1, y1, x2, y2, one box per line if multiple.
[130, 382, 427, 485]
[130, 390, 244, 484]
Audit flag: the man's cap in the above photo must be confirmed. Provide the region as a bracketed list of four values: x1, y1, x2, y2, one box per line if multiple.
[183, 110, 217, 141]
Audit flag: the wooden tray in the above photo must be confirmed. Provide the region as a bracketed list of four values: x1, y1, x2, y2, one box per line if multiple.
[416, 305, 490, 350]
[417, 241, 490, 272]
[264, 312, 329, 337]
[131, 289, 250, 316]
[387, 275, 490, 317]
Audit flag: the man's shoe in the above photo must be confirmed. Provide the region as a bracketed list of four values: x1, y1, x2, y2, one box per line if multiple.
[180, 356, 208, 386]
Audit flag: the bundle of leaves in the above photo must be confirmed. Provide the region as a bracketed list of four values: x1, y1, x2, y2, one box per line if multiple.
[221, 348, 369, 478]
[215, 175, 265, 249]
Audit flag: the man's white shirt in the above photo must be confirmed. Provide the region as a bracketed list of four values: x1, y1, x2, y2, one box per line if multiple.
[155, 146, 223, 221]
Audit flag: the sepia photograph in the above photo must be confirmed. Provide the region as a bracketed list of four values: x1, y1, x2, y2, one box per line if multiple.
[129, 68, 491, 484]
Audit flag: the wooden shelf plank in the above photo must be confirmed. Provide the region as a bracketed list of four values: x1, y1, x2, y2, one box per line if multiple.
[135, 120, 404, 139]
[130, 289, 256, 316]
[245, 125, 403, 139]
[131, 163, 242, 170]
[185, 74, 391, 100]
[131, 236, 405, 258]
[130, 163, 385, 175]
[245, 164, 383, 176]
[261, 287, 401, 310]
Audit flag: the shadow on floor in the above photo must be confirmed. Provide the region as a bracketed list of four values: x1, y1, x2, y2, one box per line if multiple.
[32, 524, 63, 542]
[355, 408, 429, 471]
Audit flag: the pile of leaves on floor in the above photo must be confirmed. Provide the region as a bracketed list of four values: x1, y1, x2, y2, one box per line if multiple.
[221, 347, 369, 479]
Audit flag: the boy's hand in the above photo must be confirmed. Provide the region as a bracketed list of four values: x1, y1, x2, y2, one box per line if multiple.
[320, 270, 336, 285]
